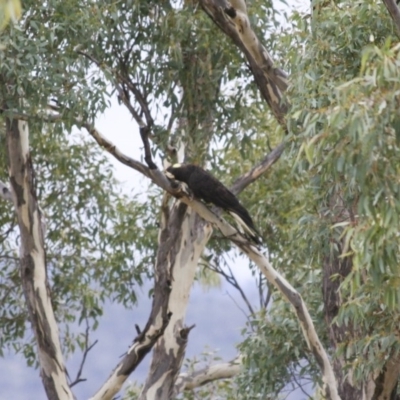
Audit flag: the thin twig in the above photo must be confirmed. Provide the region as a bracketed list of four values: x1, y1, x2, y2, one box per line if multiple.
[70, 318, 99, 388]
[76, 49, 146, 127]
[206, 257, 255, 316]
[289, 365, 313, 399]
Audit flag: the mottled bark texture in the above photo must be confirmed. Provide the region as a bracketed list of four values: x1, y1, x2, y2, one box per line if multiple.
[6, 118, 74, 400]
[199, 0, 288, 128]
[90, 202, 188, 400]
[139, 209, 212, 400]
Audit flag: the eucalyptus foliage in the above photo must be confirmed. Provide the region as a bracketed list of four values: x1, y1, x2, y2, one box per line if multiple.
[2, 0, 400, 398]
[237, 0, 400, 397]
[0, 0, 280, 380]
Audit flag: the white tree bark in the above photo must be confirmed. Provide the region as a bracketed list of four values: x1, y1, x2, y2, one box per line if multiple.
[89, 199, 189, 400]
[6, 118, 74, 400]
[139, 209, 212, 399]
[174, 356, 242, 394]
[200, 0, 289, 126]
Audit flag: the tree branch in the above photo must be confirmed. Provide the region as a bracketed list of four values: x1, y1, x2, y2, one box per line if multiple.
[382, 0, 400, 36]
[199, 0, 289, 128]
[69, 319, 98, 388]
[81, 122, 152, 177]
[237, 243, 340, 400]
[207, 259, 255, 316]
[139, 125, 157, 169]
[231, 142, 285, 196]
[82, 126, 338, 398]
[174, 356, 242, 394]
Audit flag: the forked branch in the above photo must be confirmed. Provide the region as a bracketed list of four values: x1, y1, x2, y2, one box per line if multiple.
[83, 126, 339, 399]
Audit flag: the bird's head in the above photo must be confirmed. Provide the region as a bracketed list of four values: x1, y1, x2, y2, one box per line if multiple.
[165, 163, 194, 184]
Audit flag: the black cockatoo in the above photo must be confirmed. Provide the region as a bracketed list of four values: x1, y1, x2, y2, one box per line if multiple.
[165, 163, 262, 245]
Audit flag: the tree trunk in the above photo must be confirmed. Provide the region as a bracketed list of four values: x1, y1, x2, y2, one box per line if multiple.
[139, 208, 212, 399]
[6, 117, 74, 400]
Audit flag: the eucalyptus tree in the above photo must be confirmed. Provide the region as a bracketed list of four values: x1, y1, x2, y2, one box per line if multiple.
[1, 0, 400, 399]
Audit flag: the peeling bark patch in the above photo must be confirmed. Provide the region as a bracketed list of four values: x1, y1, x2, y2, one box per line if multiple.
[9, 176, 25, 207]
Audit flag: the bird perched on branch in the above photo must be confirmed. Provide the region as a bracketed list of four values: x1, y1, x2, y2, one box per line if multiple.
[165, 163, 262, 245]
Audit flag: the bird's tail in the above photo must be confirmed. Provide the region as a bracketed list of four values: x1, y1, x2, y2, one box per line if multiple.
[228, 210, 262, 245]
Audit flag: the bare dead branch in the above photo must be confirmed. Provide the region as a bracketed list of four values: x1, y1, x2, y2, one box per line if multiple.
[81, 122, 152, 178]
[70, 319, 99, 388]
[207, 260, 255, 316]
[123, 75, 154, 128]
[231, 142, 285, 196]
[139, 126, 157, 169]
[174, 356, 242, 394]
[382, 0, 400, 36]
[77, 48, 160, 171]
[76, 49, 146, 127]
